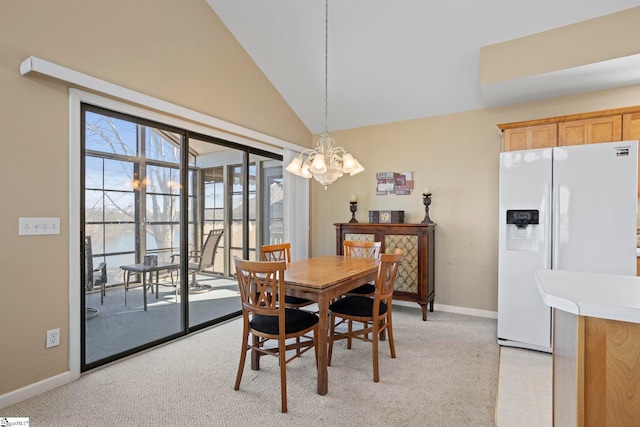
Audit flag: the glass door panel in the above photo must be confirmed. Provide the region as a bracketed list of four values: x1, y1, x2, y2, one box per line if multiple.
[83, 107, 184, 368]
[186, 138, 242, 329]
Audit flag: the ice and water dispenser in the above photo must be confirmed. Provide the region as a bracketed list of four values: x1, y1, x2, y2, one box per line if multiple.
[505, 209, 540, 251]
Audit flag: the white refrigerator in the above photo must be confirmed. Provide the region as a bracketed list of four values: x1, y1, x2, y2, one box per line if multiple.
[498, 140, 638, 352]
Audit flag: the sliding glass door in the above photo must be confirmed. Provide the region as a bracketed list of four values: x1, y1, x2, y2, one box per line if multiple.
[81, 105, 283, 370]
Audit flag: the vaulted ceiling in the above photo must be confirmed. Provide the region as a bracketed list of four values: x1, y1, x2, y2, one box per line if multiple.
[206, 1, 640, 134]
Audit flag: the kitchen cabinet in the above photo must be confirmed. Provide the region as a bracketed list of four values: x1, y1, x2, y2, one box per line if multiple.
[536, 270, 640, 427]
[623, 113, 640, 197]
[334, 223, 436, 320]
[558, 115, 622, 146]
[498, 106, 640, 153]
[503, 123, 557, 151]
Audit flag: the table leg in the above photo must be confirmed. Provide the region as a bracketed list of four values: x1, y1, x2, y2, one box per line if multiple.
[155, 271, 159, 299]
[124, 271, 129, 306]
[143, 273, 148, 311]
[316, 295, 329, 395]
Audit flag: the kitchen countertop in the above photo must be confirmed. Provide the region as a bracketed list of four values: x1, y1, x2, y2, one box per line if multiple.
[535, 269, 640, 324]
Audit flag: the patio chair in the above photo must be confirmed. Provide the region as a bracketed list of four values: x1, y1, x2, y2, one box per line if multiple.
[233, 256, 319, 413]
[85, 236, 107, 318]
[172, 229, 224, 292]
[328, 249, 403, 382]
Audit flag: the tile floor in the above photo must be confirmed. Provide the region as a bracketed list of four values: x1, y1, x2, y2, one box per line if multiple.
[496, 346, 552, 427]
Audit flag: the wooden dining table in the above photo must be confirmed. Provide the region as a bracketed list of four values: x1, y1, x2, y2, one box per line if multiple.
[250, 255, 379, 395]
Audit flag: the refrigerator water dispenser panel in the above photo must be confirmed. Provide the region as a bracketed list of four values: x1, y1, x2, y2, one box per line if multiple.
[505, 210, 540, 252]
[506, 210, 539, 228]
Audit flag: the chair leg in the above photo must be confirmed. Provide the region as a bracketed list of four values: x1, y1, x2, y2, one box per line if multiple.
[234, 330, 249, 391]
[328, 313, 336, 366]
[387, 313, 396, 359]
[314, 329, 319, 368]
[372, 320, 380, 383]
[278, 337, 288, 413]
[347, 320, 353, 349]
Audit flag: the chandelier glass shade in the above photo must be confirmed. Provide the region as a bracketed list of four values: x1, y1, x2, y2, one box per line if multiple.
[285, 0, 364, 188]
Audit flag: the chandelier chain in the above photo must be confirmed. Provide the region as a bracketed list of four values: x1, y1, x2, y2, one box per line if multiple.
[324, 0, 329, 135]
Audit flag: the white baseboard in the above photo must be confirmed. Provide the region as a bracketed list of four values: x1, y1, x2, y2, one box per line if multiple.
[0, 371, 73, 410]
[392, 300, 498, 319]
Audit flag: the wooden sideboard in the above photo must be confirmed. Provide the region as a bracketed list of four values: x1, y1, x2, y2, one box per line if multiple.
[334, 223, 436, 320]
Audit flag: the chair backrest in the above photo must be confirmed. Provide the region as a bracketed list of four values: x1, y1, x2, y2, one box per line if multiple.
[199, 229, 224, 269]
[374, 249, 403, 308]
[85, 236, 95, 291]
[260, 242, 292, 263]
[233, 256, 287, 320]
[344, 240, 381, 259]
[85, 236, 107, 290]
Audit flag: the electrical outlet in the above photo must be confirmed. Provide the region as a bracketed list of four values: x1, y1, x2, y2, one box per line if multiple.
[46, 328, 60, 348]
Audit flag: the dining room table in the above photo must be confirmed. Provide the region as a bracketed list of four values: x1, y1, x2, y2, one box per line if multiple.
[250, 255, 379, 396]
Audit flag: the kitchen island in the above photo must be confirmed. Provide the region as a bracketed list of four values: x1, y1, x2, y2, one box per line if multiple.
[535, 269, 640, 427]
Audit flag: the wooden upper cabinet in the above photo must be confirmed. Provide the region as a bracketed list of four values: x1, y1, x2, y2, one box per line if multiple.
[504, 123, 557, 151]
[558, 115, 622, 146]
[623, 112, 640, 140]
[622, 112, 640, 198]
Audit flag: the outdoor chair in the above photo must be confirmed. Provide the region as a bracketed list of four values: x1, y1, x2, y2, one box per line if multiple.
[233, 257, 319, 413]
[328, 249, 403, 382]
[172, 229, 223, 292]
[85, 236, 107, 318]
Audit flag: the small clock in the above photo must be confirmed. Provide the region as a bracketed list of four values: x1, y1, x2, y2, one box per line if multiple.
[379, 210, 391, 223]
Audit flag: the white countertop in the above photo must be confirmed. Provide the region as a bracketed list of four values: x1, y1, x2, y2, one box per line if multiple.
[535, 269, 640, 324]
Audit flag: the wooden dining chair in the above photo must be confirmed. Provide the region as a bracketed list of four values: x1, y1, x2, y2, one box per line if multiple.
[260, 242, 315, 310]
[233, 256, 319, 413]
[328, 249, 403, 382]
[343, 240, 382, 296]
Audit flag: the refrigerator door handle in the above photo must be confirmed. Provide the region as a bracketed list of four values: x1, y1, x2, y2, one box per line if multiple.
[543, 183, 552, 269]
[552, 182, 560, 269]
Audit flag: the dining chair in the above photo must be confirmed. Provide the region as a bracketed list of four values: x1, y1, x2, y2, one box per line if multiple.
[343, 240, 382, 296]
[260, 242, 315, 310]
[328, 249, 403, 382]
[233, 256, 319, 413]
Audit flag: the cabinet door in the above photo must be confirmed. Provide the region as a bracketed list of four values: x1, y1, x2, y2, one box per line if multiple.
[622, 113, 640, 197]
[558, 115, 622, 146]
[503, 124, 557, 152]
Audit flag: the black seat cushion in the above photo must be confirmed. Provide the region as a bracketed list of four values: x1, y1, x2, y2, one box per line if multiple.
[347, 283, 375, 295]
[250, 308, 319, 335]
[329, 296, 388, 317]
[284, 295, 314, 305]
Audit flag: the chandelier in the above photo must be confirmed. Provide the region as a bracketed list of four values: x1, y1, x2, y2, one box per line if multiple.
[285, 0, 364, 189]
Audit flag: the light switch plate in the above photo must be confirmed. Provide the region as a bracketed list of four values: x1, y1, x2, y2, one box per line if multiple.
[19, 217, 60, 235]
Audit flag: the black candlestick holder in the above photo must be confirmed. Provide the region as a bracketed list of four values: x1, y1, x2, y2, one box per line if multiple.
[349, 202, 359, 223]
[421, 193, 434, 224]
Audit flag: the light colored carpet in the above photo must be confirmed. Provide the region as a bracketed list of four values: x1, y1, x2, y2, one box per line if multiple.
[3, 306, 498, 426]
